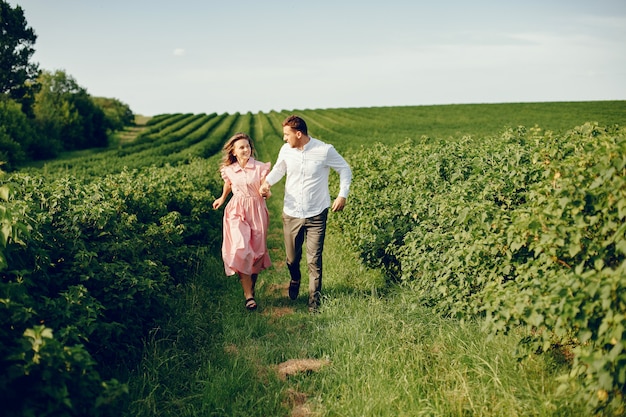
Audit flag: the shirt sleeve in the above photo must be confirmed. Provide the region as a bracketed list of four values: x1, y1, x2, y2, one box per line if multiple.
[327, 146, 352, 199]
[220, 166, 231, 185]
[265, 146, 287, 186]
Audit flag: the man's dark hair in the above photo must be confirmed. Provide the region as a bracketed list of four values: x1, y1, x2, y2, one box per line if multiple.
[282, 115, 308, 136]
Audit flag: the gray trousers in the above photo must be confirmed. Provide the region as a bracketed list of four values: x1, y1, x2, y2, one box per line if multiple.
[282, 208, 328, 306]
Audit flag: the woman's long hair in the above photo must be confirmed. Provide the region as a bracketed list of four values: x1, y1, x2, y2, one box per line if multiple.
[219, 132, 257, 169]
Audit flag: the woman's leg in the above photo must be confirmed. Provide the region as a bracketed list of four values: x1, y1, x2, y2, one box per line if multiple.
[251, 274, 258, 296]
[239, 273, 257, 310]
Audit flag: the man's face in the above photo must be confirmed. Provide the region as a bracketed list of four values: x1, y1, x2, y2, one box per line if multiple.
[283, 126, 301, 148]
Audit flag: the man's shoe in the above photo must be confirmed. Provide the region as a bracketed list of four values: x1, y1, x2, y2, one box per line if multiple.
[288, 280, 300, 300]
[308, 291, 321, 313]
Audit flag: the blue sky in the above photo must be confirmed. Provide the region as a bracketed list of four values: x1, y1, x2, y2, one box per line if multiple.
[11, 0, 626, 116]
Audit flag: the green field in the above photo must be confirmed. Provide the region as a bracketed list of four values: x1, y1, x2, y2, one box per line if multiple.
[2, 101, 625, 417]
[29, 100, 626, 174]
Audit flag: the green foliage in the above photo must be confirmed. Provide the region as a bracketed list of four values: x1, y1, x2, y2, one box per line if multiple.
[30, 112, 233, 178]
[0, 125, 24, 171]
[92, 96, 134, 132]
[33, 70, 108, 152]
[1, 323, 127, 417]
[0, 0, 40, 110]
[481, 124, 626, 412]
[3, 103, 626, 414]
[127, 227, 587, 417]
[337, 122, 626, 413]
[0, 98, 41, 167]
[0, 78, 136, 166]
[294, 101, 626, 153]
[0, 158, 223, 416]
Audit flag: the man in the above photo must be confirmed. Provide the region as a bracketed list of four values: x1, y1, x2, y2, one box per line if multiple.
[260, 115, 352, 313]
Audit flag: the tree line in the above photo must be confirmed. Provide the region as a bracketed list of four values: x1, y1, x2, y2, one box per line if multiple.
[0, 1, 135, 170]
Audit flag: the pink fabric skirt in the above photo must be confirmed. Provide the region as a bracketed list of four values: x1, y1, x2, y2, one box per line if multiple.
[221, 195, 271, 276]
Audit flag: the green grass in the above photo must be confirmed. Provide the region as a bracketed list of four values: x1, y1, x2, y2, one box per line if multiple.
[292, 100, 626, 153]
[10, 101, 621, 415]
[122, 217, 587, 416]
[117, 102, 617, 416]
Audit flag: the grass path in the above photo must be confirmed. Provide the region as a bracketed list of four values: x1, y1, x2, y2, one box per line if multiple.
[124, 135, 587, 416]
[125, 181, 586, 416]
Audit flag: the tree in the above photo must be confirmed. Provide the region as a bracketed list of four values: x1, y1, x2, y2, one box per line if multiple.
[33, 70, 108, 152]
[0, 1, 39, 113]
[0, 125, 23, 170]
[92, 96, 135, 132]
[0, 98, 42, 166]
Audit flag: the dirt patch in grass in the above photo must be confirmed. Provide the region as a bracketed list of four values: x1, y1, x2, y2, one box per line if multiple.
[291, 403, 316, 417]
[276, 358, 331, 380]
[277, 359, 330, 416]
[283, 388, 317, 417]
[223, 343, 238, 355]
[267, 281, 290, 298]
[263, 306, 296, 320]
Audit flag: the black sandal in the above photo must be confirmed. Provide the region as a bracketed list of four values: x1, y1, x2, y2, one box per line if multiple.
[245, 297, 257, 311]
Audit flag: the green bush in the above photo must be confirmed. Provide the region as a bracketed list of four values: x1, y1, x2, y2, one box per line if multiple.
[337, 123, 626, 413]
[0, 159, 222, 416]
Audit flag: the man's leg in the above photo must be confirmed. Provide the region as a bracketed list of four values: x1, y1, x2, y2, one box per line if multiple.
[283, 213, 305, 299]
[305, 209, 328, 312]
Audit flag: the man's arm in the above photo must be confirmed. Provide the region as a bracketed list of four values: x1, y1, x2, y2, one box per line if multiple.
[327, 146, 352, 203]
[259, 149, 287, 197]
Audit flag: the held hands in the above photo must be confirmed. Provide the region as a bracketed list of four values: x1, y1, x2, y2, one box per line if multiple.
[258, 181, 343, 210]
[259, 182, 271, 198]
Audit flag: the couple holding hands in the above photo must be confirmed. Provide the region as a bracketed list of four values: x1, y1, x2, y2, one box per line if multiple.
[212, 115, 352, 313]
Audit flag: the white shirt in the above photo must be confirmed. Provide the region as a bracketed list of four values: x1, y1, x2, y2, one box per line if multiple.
[265, 137, 352, 219]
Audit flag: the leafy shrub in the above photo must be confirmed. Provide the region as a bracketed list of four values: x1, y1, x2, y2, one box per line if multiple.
[337, 123, 626, 413]
[0, 99, 40, 167]
[482, 124, 626, 412]
[0, 158, 222, 416]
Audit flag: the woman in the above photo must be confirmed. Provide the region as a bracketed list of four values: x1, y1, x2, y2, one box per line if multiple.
[212, 132, 271, 311]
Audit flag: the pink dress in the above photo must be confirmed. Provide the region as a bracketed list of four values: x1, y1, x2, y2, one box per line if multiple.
[220, 158, 272, 276]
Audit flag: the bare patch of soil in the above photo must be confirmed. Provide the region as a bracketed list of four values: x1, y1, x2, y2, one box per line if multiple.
[268, 282, 291, 298]
[263, 306, 296, 320]
[282, 388, 319, 417]
[291, 404, 317, 417]
[276, 358, 331, 380]
[223, 343, 238, 355]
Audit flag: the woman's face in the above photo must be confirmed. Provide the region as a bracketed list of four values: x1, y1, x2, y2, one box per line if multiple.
[233, 139, 251, 160]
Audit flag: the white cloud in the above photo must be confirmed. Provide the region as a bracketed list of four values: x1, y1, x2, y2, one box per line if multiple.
[173, 48, 186, 57]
